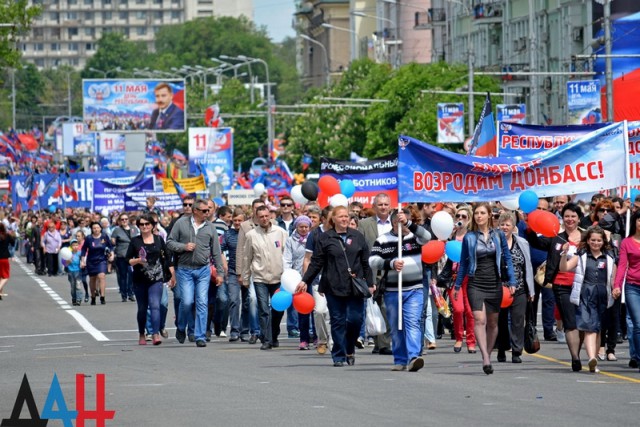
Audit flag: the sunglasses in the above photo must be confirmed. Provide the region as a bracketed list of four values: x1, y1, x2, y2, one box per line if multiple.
[281, 203, 293, 207]
[139, 222, 152, 227]
[455, 214, 468, 219]
[195, 208, 210, 213]
[183, 203, 193, 207]
[492, 214, 500, 219]
[598, 208, 610, 213]
[120, 218, 128, 221]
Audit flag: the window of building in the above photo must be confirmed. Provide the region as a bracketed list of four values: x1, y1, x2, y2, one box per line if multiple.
[121, 27, 130, 36]
[69, 0, 78, 5]
[84, 0, 93, 5]
[136, 11, 146, 19]
[154, 11, 162, 20]
[84, 12, 93, 20]
[71, 58, 79, 66]
[35, 59, 45, 67]
[136, 27, 147, 35]
[103, 11, 112, 20]
[154, 0, 162, 4]
[33, 28, 44, 38]
[67, 12, 78, 20]
[119, 11, 127, 20]
[85, 27, 95, 36]
[51, 28, 61, 38]
[50, 12, 59, 21]
[171, 10, 180, 19]
[35, 43, 44, 51]
[136, 0, 145, 4]
[120, 0, 127, 4]
[68, 27, 79, 37]
[103, 0, 112, 4]
[69, 43, 79, 51]
[153, 26, 161, 33]
[50, 43, 60, 51]
[86, 43, 94, 50]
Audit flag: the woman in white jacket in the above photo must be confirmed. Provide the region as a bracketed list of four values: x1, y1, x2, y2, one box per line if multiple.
[560, 226, 616, 373]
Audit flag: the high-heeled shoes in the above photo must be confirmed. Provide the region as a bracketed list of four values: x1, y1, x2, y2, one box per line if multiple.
[453, 341, 463, 353]
[483, 364, 494, 375]
[152, 334, 162, 346]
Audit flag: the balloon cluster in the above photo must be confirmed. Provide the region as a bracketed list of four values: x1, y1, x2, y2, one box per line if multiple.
[272, 269, 316, 314]
[289, 176, 357, 208]
[518, 190, 560, 237]
[421, 211, 459, 264]
[60, 247, 73, 267]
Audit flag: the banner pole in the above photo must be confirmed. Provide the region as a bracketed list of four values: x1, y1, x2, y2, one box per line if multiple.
[624, 120, 631, 237]
[397, 202, 403, 330]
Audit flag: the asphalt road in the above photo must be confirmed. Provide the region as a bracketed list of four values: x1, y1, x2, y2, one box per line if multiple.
[1, 257, 639, 427]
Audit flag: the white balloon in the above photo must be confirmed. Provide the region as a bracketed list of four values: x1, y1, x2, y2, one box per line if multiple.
[253, 183, 265, 196]
[281, 268, 302, 294]
[501, 198, 519, 211]
[59, 247, 73, 261]
[314, 292, 329, 314]
[431, 211, 454, 241]
[101, 208, 109, 218]
[290, 185, 308, 205]
[329, 194, 349, 207]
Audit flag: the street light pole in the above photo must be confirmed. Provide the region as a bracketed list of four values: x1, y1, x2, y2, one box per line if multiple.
[300, 34, 331, 86]
[321, 23, 359, 61]
[67, 72, 72, 117]
[11, 68, 16, 130]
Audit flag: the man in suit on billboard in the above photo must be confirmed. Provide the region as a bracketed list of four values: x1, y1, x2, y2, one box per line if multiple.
[149, 82, 184, 130]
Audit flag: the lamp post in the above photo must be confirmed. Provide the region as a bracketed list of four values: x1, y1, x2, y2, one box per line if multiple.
[89, 66, 122, 78]
[321, 23, 359, 61]
[219, 55, 256, 103]
[10, 68, 16, 130]
[300, 34, 331, 86]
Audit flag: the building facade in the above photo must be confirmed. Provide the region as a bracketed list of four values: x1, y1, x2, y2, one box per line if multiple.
[19, 0, 252, 70]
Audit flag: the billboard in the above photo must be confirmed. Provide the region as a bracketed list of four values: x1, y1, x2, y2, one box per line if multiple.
[567, 80, 602, 125]
[188, 127, 233, 193]
[62, 123, 96, 157]
[82, 79, 186, 133]
[97, 133, 126, 171]
[496, 104, 526, 124]
[437, 103, 465, 143]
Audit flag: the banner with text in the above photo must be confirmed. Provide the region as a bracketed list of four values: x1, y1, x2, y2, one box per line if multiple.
[124, 191, 183, 212]
[567, 80, 602, 125]
[320, 154, 398, 207]
[97, 133, 126, 171]
[161, 175, 206, 194]
[93, 177, 154, 213]
[188, 127, 233, 192]
[437, 103, 465, 143]
[496, 104, 526, 124]
[398, 122, 628, 203]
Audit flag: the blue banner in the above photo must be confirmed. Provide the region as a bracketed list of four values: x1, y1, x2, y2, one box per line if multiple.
[496, 104, 526, 124]
[11, 171, 139, 211]
[398, 122, 628, 203]
[567, 80, 602, 125]
[498, 122, 610, 157]
[93, 177, 155, 213]
[437, 103, 464, 143]
[188, 127, 233, 193]
[124, 191, 182, 212]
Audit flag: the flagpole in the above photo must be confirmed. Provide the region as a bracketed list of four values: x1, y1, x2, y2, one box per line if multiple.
[61, 166, 66, 218]
[397, 202, 403, 331]
[624, 120, 631, 237]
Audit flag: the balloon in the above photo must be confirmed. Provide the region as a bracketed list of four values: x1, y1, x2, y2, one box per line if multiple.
[49, 205, 57, 213]
[519, 190, 539, 213]
[530, 210, 560, 238]
[59, 247, 73, 261]
[339, 180, 356, 198]
[314, 293, 328, 314]
[318, 176, 341, 197]
[301, 181, 319, 201]
[290, 185, 308, 205]
[101, 208, 109, 218]
[329, 194, 349, 208]
[526, 210, 544, 231]
[431, 211, 454, 240]
[61, 258, 70, 267]
[501, 286, 513, 308]
[280, 268, 302, 294]
[317, 192, 329, 208]
[445, 240, 462, 263]
[271, 290, 293, 312]
[293, 292, 315, 314]
[253, 183, 265, 196]
[501, 198, 519, 211]
[213, 197, 225, 207]
[421, 240, 445, 264]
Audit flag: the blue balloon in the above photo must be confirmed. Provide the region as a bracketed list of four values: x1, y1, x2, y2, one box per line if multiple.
[271, 290, 293, 312]
[213, 197, 225, 207]
[49, 204, 57, 213]
[518, 190, 538, 213]
[339, 180, 356, 198]
[445, 240, 462, 263]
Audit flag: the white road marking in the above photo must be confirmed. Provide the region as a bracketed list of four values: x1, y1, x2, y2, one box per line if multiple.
[34, 346, 83, 351]
[0, 331, 87, 339]
[14, 259, 109, 342]
[36, 341, 82, 346]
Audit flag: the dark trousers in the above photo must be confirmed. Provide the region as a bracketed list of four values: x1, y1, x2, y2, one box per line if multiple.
[600, 298, 621, 354]
[497, 288, 528, 355]
[299, 285, 316, 343]
[325, 294, 365, 363]
[45, 252, 59, 276]
[254, 282, 284, 345]
[533, 282, 556, 338]
[34, 247, 45, 273]
[115, 257, 134, 298]
[133, 282, 163, 335]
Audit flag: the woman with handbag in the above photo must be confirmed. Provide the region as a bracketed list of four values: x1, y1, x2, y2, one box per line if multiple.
[80, 222, 114, 305]
[496, 212, 535, 363]
[560, 226, 616, 373]
[296, 206, 374, 367]
[454, 203, 516, 374]
[126, 214, 174, 346]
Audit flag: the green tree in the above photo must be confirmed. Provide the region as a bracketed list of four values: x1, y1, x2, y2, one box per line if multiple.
[0, 0, 41, 68]
[82, 33, 149, 78]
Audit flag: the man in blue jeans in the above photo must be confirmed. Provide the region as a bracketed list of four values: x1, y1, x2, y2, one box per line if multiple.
[167, 198, 224, 348]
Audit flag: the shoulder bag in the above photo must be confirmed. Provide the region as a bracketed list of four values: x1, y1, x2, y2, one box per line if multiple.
[339, 238, 371, 299]
[524, 301, 541, 354]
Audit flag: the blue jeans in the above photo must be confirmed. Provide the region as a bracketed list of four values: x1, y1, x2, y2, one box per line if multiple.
[227, 274, 242, 337]
[254, 282, 284, 345]
[115, 257, 133, 298]
[214, 280, 229, 334]
[385, 289, 425, 365]
[67, 271, 82, 302]
[287, 305, 299, 333]
[176, 265, 211, 341]
[625, 284, 640, 362]
[325, 294, 365, 363]
[243, 282, 260, 337]
[133, 282, 163, 335]
[147, 285, 168, 333]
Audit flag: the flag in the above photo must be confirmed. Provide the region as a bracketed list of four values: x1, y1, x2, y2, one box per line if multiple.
[302, 153, 313, 171]
[132, 164, 146, 184]
[468, 93, 497, 157]
[60, 172, 79, 201]
[171, 176, 190, 200]
[350, 152, 368, 163]
[197, 163, 209, 187]
[205, 103, 223, 128]
[172, 149, 187, 163]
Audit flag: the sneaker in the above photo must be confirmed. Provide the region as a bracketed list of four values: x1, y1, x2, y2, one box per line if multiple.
[84, 296, 89, 303]
[316, 343, 328, 354]
[299, 341, 309, 350]
[219, 331, 227, 338]
[160, 329, 169, 339]
[271, 341, 280, 348]
[556, 330, 566, 343]
[248, 334, 258, 344]
[145, 334, 152, 342]
[122, 296, 127, 302]
[175, 329, 186, 344]
[188, 334, 195, 343]
[367, 337, 375, 347]
[128, 296, 136, 302]
[629, 359, 639, 369]
[408, 357, 424, 372]
[391, 365, 407, 371]
[288, 330, 300, 338]
[355, 337, 365, 349]
[196, 340, 207, 348]
[229, 335, 240, 342]
[260, 343, 272, 350]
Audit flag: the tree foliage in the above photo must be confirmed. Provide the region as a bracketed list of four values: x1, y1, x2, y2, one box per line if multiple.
[0, 0, 41, 68]
[82, 33, 149, 78]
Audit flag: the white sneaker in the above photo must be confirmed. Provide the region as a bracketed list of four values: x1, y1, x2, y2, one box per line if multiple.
[219, 331, 227, 338]
[556, 330, 566, 343]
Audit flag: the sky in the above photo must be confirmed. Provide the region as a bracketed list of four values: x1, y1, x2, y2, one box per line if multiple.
[253, 0, 296, 42]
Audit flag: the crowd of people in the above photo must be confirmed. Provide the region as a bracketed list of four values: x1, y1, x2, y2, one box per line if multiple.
[1, 191, 638, 375]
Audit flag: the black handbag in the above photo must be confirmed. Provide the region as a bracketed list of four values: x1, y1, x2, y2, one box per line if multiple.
[374, 269, 389, 299]
[524, 301, 541, 354]
[339, 239, 371, 298]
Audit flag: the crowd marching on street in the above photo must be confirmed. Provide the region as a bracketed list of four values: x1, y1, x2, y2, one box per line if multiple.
[2, 190, 640, 376]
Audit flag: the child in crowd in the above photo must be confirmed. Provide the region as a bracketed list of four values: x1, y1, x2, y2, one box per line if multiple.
[66, 239, 83, 306]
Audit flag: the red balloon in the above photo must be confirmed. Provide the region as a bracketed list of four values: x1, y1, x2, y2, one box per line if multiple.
[317, 191, 330, 208]
[531, 211, 560, 238]
[501, 286, 513, 308]
[318, 176, 341, 197]
[526, 210, 544, 231]
[293, 292, 315, 314]
[421, 240, 445, 264]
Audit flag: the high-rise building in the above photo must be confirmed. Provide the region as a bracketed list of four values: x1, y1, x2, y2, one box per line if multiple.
[18, 0, 253, 70]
